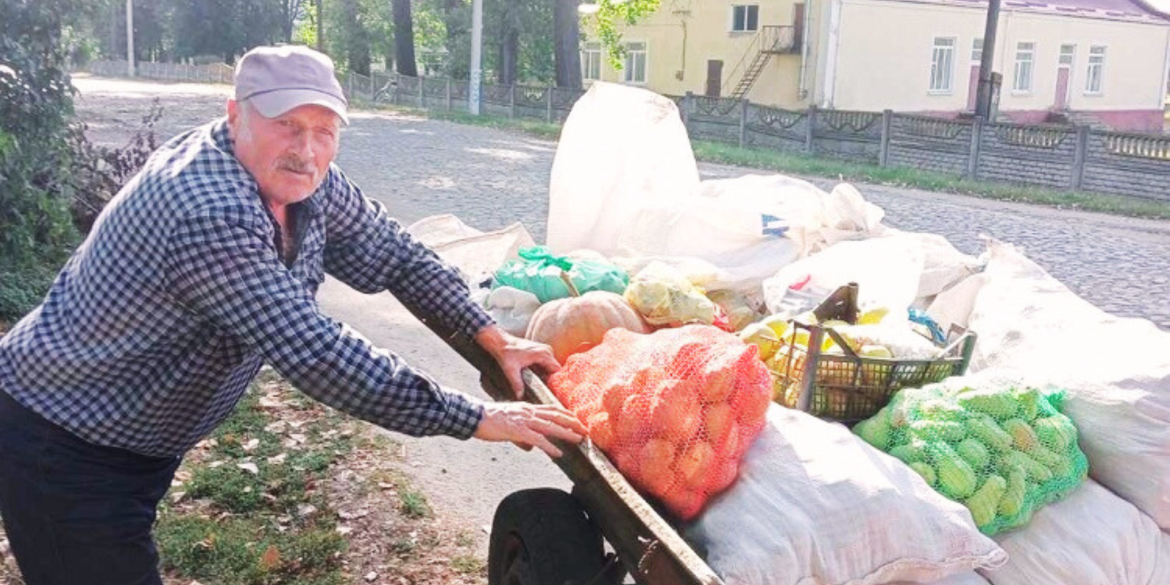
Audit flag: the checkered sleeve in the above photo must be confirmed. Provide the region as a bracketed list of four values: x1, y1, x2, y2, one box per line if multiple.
[164, 202, 485, 440]
[319, 168, 495, 340]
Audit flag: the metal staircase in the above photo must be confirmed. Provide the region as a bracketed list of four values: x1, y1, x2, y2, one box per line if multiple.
[726, 25, 799, 100]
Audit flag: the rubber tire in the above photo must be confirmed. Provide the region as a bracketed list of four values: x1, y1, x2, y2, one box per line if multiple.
[488, 488, 606, 585]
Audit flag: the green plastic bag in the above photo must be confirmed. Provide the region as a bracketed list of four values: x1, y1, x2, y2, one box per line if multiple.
[853, 380, 1088, 536]
[493, 246, 629, 303]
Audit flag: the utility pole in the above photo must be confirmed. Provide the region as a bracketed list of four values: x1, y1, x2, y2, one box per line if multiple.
[126, 0, 135, 76]
[469, 0, 483, 114]
[975, 0, 1000, 119]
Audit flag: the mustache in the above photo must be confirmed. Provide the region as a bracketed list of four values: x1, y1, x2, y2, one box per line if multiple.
[276, 156, 315, 175]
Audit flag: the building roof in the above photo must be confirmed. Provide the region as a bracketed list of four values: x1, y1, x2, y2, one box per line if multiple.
[919, 0, 1170, 23]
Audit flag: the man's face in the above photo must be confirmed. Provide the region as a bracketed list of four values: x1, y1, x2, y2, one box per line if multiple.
[227, 99, 340, 208]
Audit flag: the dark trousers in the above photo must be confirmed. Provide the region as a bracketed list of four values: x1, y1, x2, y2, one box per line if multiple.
[0, 390, 181, 585]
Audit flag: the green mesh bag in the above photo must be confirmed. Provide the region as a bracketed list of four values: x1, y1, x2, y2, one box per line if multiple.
[853, 381, 1088, 536]
[493, 246, 629, 303]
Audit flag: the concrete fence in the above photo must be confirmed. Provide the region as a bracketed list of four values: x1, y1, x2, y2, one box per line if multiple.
[86, 60, 1170, 202]
[682, 93, 1170, 202]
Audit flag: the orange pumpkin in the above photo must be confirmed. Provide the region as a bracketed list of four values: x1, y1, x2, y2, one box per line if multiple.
[526, 291, 650, 365]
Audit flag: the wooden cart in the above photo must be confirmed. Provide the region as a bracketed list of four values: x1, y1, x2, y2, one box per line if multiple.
[407, 306, 726, 585]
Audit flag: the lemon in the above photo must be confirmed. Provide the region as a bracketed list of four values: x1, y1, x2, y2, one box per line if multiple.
[859, 344, 894, 358]
[739, 323, 781, 361]
[859, 307, 890, 325]
[759, 314, 791, 339]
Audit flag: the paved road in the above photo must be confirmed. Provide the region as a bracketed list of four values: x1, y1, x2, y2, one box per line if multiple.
[72, 75, 1170, 542]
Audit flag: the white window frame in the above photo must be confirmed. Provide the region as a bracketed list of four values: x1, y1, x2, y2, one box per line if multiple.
[1059, 43, 1076, 67]
[623, 41, 648, 85]
[1013, 41, 1036, 94]
[730, 4, 760, 33]
[971, 38, 984, 62]
[929, 37, 956, 94]
[1085, 45, 1106, 95]
[581, 41, 601, 82]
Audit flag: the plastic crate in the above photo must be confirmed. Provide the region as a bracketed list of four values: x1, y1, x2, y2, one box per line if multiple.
[769, 284, 977, 425]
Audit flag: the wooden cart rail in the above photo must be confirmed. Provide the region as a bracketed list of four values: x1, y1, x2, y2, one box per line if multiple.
[406, 305, 725, 585]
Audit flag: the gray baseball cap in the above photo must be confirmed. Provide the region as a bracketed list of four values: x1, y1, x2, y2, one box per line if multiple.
[234, 45, 349, 125]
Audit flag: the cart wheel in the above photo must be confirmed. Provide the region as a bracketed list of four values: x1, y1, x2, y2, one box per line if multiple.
[488, 488, 606, 585]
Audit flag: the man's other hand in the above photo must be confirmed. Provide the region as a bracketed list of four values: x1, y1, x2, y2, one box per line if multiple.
[475, 325, 560, 398]
[472, 402, 587, 458]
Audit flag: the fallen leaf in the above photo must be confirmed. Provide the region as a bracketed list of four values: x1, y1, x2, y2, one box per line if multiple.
[290, 433, 308, 443]
[170, 491, 187, 504]
[264, 422, 286, 433]
[208, 461, 225, 469]
[243, 439, 260, 452]
[267, 453, 287, 465]
[259, 395, 283, 408]
[364, 571, 378, 582]
[337, 525, 354, 536]
[175, 470, 193, 482]
[297, 504, 318, 517]
[237, 462, 260, 475]
[260, 545, 281, 571]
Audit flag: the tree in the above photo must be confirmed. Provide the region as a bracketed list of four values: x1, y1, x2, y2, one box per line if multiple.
[552, 0, 582, 88]
[392, 0, 419, 76]
[585, 0, 660, 69]
[496, 0, 520, 84]
[279, 0, 306, 42]
[338, 0, 371, 74]
[0, 0, 83, 318]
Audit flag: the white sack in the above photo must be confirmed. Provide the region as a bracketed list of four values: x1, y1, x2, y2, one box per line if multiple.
[685, 406, 1007, 585]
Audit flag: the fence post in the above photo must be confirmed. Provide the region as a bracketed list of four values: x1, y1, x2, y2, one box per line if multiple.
[968, 117, 985, 180]
[879, 109, 893, 166]
[682, 91, 692, 129]
[446, 78, 453, 111]
[347, 74, 354, 102]
[806, 105, 817, 154]
[1071, 126, 1090, 191]
[418, 76, 425, 109]
[546, 87, 554, 123]
[509, 85, 517, 119]
[739, 99, 749, 148]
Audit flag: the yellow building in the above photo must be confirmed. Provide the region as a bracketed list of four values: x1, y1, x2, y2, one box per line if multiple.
[585, 0, 1170, 131]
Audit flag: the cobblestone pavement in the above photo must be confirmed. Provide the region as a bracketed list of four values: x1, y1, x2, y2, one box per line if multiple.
[75, 74, 1170, 329]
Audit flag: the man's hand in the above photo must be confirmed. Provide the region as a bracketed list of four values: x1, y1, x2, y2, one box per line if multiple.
[475, 325, 560, 398]
[473, 402, 587, 458]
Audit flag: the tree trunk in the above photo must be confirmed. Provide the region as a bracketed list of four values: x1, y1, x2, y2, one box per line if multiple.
[497, 0, 519, 85]
[553, 0, 582, 88]
[341, 0, 371, 75]
[393, 0, 419, 77]
[315, 0, 324, 50]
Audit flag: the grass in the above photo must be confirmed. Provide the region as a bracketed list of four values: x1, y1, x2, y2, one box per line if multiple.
[397, 483, 433, 519]
[155, 370, 355, 585]
[450, 554, 487, 575]
[376, 103, 1170, 221]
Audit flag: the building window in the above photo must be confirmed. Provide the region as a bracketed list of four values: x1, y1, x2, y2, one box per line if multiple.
[581, 42, 601, 81]
[731, 5, 760, 32]
[624, 41, 647, 84]
[1085, 45, 1106, 94]
[971, 38, 983, 62]
[1059, 44, 1076, 67]
[930, 37, 956, 93]
[1013, 42, 1035, 92]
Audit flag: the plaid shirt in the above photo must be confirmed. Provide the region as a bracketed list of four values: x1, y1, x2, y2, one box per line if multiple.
[0, 120, 493, 458]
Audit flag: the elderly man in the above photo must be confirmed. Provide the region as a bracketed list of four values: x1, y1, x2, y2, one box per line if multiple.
[0, 45, 584, 584]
